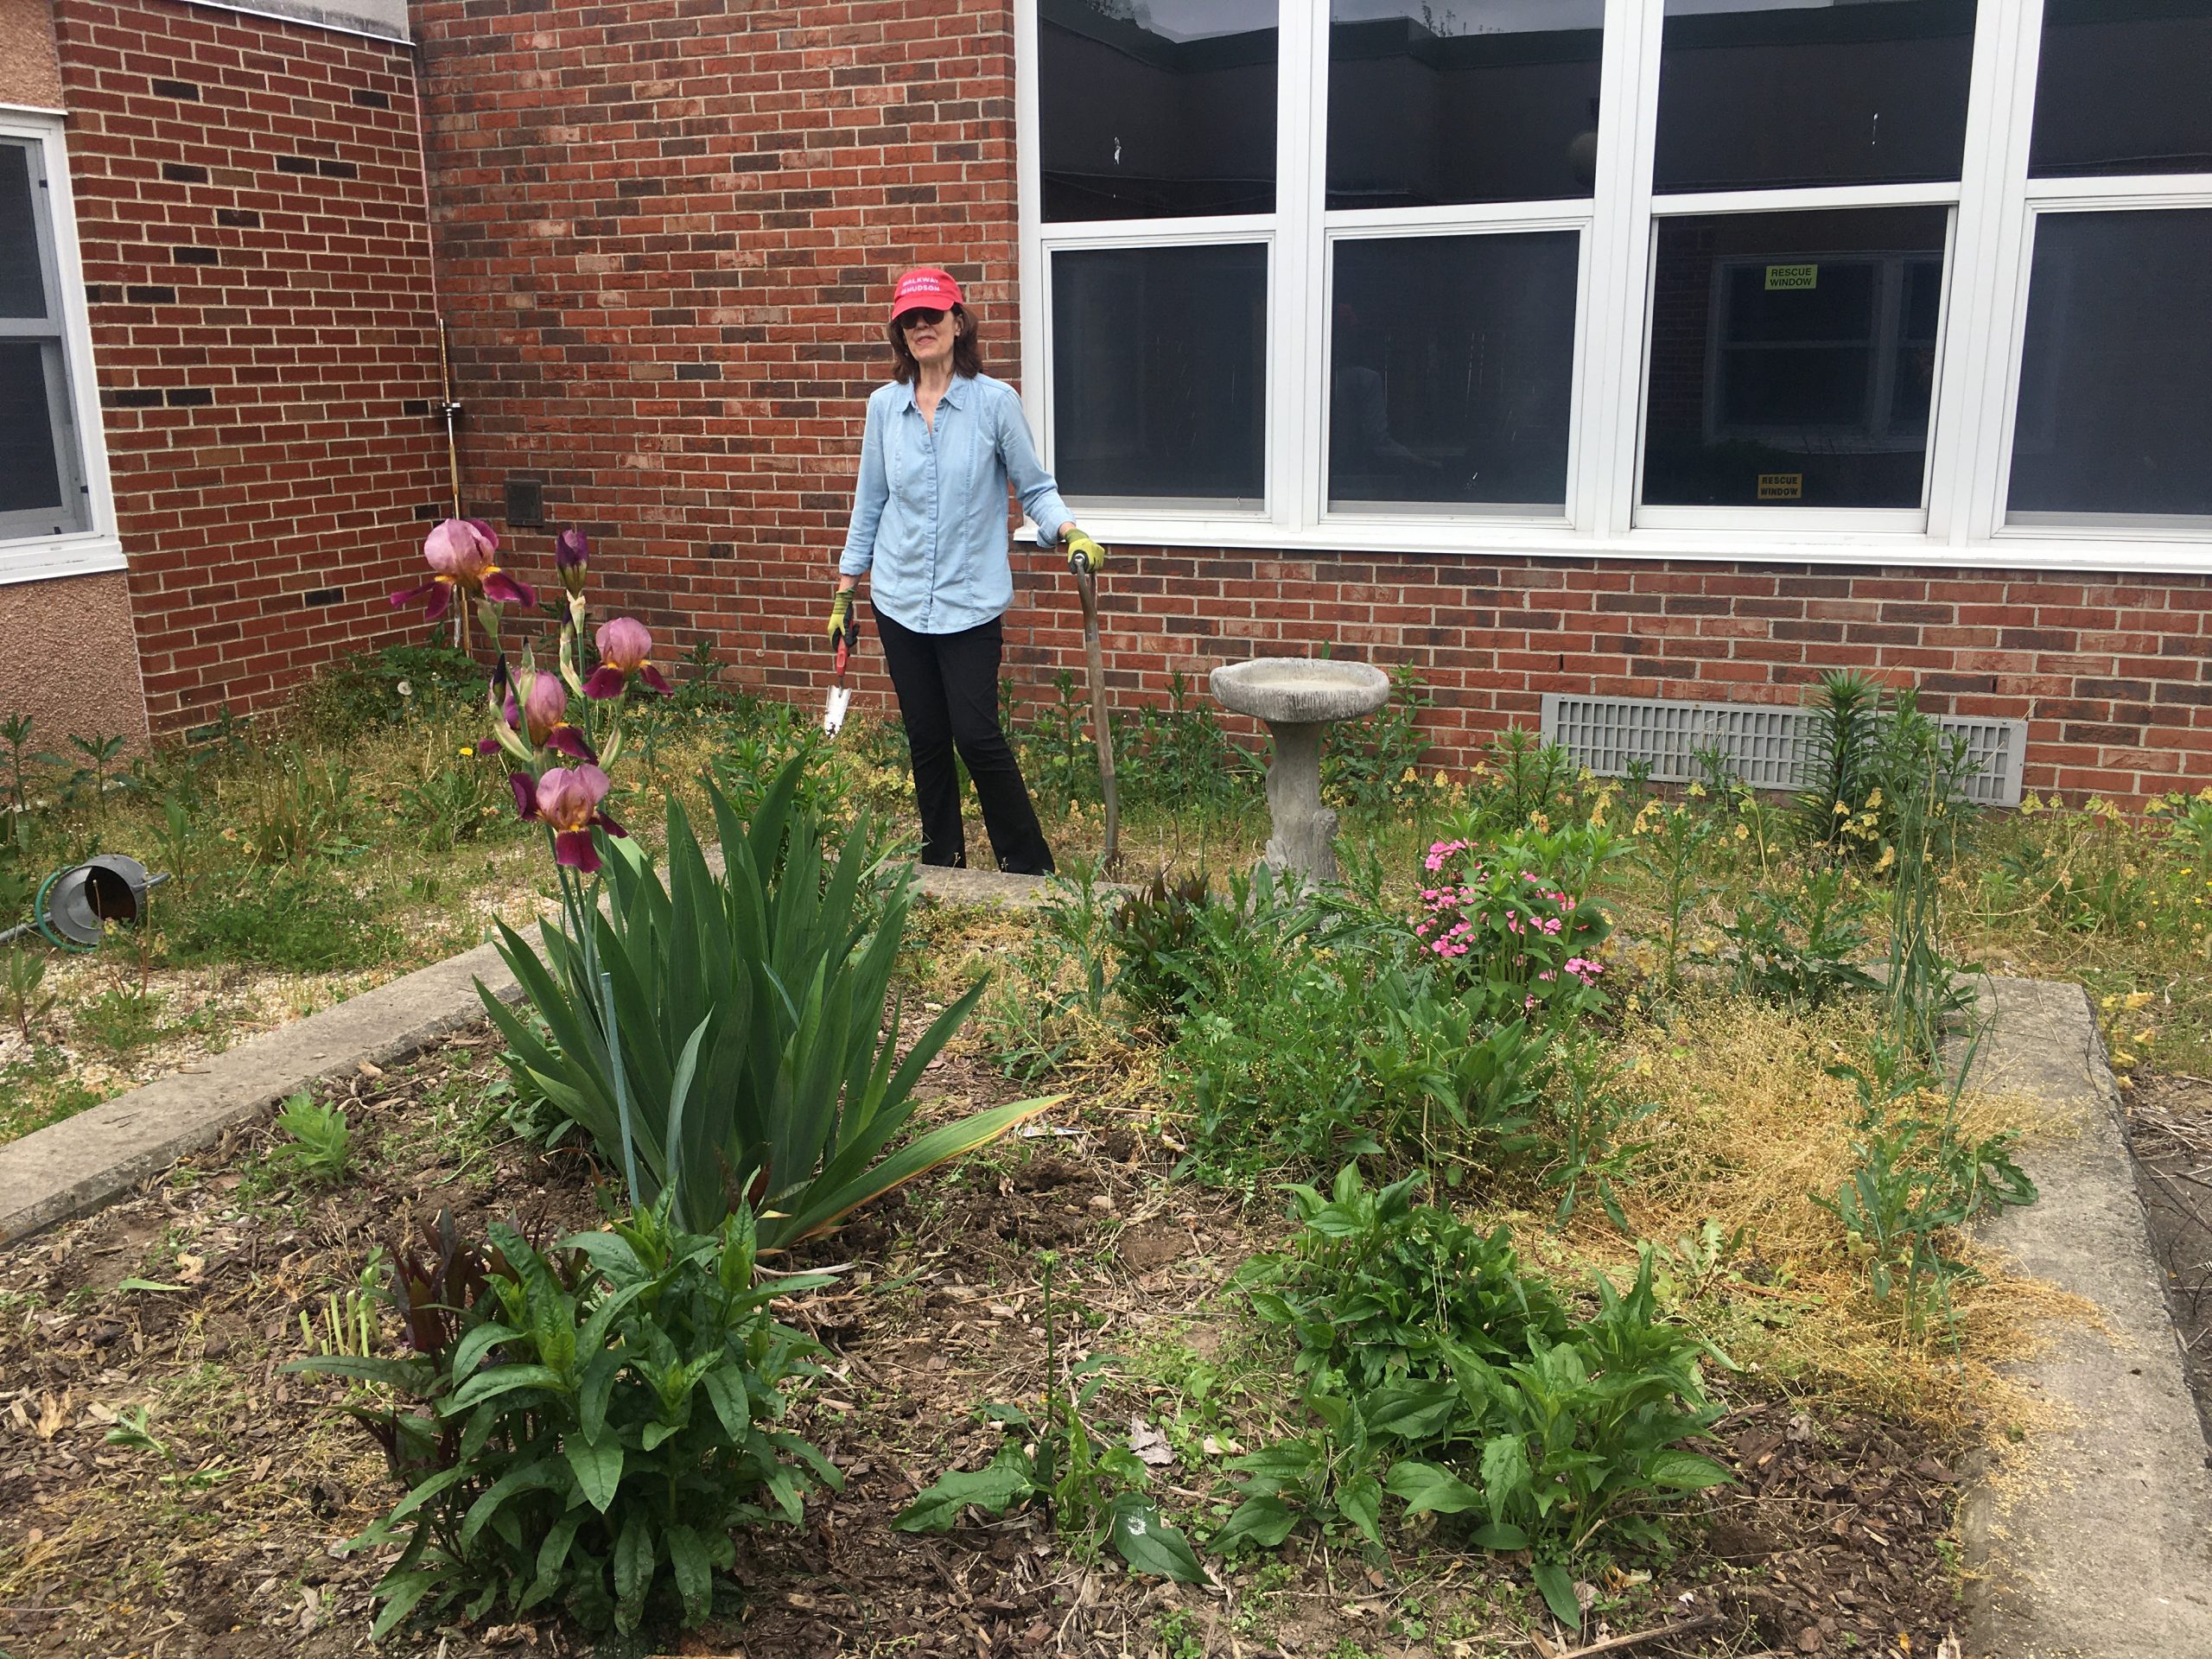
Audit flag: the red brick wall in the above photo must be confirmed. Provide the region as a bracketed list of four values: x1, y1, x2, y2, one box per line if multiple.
[1007, 552, 2212, 800]
[55, 0, 448, 733]
[406, 0, 2212, 804]
[413, 0, 1020, 696]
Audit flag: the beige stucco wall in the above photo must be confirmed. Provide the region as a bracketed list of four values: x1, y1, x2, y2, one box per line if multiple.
[0, 0, 61, 110]
[0, 572, 149, 746]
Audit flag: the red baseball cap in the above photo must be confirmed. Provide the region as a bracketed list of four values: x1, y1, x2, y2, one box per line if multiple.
[890, 266, 962, 321]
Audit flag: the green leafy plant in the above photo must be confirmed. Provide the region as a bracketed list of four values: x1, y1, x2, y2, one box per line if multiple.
[3, 945, 53, 1041]
[289, 1201, 836, 1637]
[1213, 1388, 1395, 1555]
[1626, 796, 1717, 993]
[268, 1093, 353, 1186]
[1815, 1047, 2036, 1335]
[1714, 863, 1882, 1011]
[1796, 669, 1887, 850]
[1239, 1164, 1567, 1393]
[398, 746, 509, 853]
[1, 712, 35, 850]
[1537, 1039, 1659, 1232]
[702, 700, 851, 827]
[37, 731, 134, 828]
[483, 759, 1051, 1245]
[895, 1254, 1206, 1584]
[1322, 664, 1434, 817]
[1459, 727, 1584, 836]
[1107, 870, 1218, 1021]
[1380, 1253, 1732, 1621]
[1113, 670, 1259, 814]
[237, 742, 360, 864]
[1358, 977, 1550, 1169]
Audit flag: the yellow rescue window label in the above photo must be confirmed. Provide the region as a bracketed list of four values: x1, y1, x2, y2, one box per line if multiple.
[1758, 473, 1804, 499]
[1764, 264, 1818, 290]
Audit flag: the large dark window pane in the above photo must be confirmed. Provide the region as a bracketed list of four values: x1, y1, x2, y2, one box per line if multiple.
[1329, 232, 1578, 512]
[2008, 210, 2212, 522]
[1642, 207, 1949, 510]
[1654, 1, 1975, 193]
[0, 144, 46, 320]
[0, 343, 66, 517]
[1039, 0, 1276, 221]
[1325, 1, 1602, 210]
[1052, 244, 1266, 504]
[2031, 1, 2212, 178]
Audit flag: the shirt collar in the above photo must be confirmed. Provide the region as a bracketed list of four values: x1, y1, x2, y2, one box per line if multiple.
[902, 376, 969, 414]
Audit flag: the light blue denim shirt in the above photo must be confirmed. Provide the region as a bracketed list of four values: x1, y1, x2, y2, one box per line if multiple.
[838, 372, 1073, 635]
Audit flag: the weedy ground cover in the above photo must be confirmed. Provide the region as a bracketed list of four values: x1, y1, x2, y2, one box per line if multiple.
[0, 639, 2183, 1655]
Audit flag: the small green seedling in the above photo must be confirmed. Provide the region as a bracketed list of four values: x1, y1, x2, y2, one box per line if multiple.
[269, 1094, 352, 1186]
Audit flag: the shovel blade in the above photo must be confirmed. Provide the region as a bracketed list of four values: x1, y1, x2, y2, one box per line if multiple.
[823, 684, 852, 736]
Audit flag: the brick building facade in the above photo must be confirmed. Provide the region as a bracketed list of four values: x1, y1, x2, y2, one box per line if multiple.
[7, 0, 2211, 803]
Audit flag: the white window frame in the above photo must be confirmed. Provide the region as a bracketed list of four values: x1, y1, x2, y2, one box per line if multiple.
[0, 111, 120, 588]
[1014, 0, 2212, 574]
[1990, 182, 2212, 543]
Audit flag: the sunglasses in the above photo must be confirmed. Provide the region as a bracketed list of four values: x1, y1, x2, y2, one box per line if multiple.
[899, 307, 950, 331]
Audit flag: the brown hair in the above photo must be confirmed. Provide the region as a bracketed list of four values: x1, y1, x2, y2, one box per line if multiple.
[887, 302, 984, 384]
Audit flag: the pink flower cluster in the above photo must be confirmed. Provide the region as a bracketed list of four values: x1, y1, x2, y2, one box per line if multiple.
[1410, 838, 1605, 1003]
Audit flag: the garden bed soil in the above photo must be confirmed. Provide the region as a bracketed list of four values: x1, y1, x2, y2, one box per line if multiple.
[2119, 1070, 2212, 1443]
[0, 1033, 1975, 1659]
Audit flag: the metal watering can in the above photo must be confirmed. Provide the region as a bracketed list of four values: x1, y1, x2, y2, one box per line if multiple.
[0, 854, 171, 951]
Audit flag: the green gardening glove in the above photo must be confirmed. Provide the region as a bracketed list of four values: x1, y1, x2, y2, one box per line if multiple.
[825, 586, 853, 644]
[1064, 527, 1105, 575]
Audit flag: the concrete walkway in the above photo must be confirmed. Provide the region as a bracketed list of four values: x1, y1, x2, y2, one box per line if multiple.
[1961, 976, 2212, 1656]
[0, 864, 1080, 1244]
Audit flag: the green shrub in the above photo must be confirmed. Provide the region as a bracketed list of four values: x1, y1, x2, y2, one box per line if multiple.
[1321, 664, 1434, 817]
[1105, 871, 1217, 1020]
[292, 641, 486, 737]
[289, 1202, 836, 1638]
[1414, 822, 1618, 1026]
[483, 759, 1050, 1245]
[1239, 1164, 1567, 1393]
[1220, 1233, 1730, 1624]
[1714, 863, 1882, 1011]
[1382, 1256, 1731, 1618]
[1359, 974, 1550, 1167]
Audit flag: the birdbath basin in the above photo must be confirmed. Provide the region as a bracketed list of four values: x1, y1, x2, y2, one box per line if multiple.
[1210, 658, 1390, 882]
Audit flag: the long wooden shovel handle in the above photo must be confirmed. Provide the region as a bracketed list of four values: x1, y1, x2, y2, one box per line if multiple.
[1073, 559, 1119, 867]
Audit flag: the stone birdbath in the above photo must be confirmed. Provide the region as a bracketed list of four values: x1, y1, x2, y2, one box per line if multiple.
[1210, 657, 1390, 882]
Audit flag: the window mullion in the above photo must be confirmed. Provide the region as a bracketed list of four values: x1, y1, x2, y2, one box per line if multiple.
[1586, 0, 1662, 539]
[1275, 0, 1322, 537]
[1929, 0, 2044, 546]
[1014, 0, 1045, 456]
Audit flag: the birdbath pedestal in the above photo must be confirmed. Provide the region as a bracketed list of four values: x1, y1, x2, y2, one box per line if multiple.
[1210, 658, 1390, 883]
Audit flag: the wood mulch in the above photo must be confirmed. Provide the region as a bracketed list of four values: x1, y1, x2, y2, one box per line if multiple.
[0, 1032, 1974, 1658]
[2120, 1070, 2212, 1441]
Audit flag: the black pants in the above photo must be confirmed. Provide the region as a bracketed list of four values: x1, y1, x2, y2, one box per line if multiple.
[873, 607, 1054, 874]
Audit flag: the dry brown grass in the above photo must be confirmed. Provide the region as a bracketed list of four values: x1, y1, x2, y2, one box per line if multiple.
[1505, 995, 2093, 1436]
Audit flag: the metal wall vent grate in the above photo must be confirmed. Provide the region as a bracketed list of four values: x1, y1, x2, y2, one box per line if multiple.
[1539, 693, 2027, 808]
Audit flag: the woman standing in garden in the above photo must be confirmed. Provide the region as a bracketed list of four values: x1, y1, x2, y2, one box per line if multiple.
[830, 266, 1102, 875]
